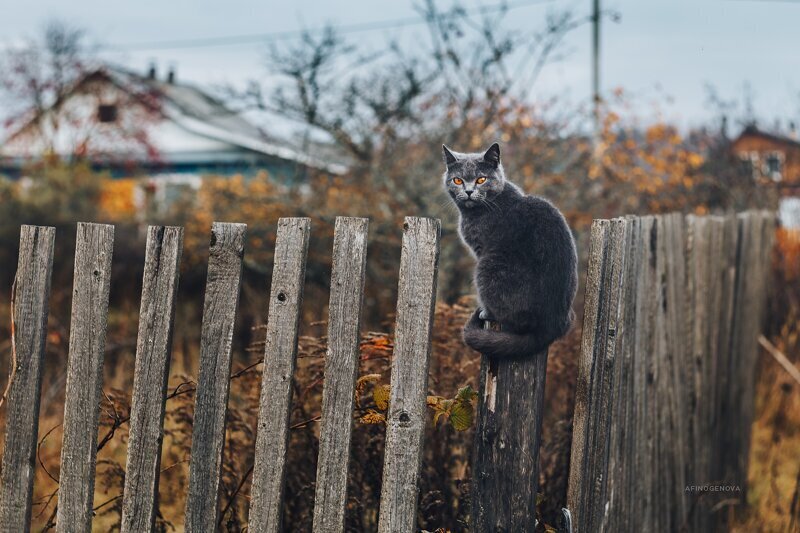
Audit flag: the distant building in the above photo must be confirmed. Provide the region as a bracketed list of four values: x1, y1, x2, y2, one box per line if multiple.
[731, 125, 800, 228]
[731, 125, 800, 189]
[0, 65, 344, 213]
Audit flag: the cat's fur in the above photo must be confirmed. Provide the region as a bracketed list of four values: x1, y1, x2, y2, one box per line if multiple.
[443, 142, 578, 359]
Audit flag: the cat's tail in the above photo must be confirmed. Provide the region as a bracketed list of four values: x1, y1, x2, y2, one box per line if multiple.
[463, 311, 560, 359]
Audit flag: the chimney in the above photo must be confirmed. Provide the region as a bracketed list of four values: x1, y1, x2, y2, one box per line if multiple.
[147, 62, 157, 80]
[790, 121, 797, 140]
[167, 67, 175, 84]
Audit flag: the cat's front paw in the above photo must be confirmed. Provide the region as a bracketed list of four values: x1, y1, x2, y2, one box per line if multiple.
[478, 308, 494, 321]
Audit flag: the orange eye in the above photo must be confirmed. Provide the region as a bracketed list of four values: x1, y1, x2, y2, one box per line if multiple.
[476, 177, 487, 184]
[453, 177, 463, 185]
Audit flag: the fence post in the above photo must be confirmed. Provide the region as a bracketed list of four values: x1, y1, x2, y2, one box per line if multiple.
[471, 338, 548, 531]
[0, 225, 55, 531]
[471, 343, 550, 531]
[377, 217, 441, 533]
[312, 217, 369, 533]
[248, 218, 311, 533]
[565, 218, 629, 532]
[57, 223, 115, 533]
[184, 222, 246, 532]
[471, 213, 591, 530]
[121, 226, 184, 533]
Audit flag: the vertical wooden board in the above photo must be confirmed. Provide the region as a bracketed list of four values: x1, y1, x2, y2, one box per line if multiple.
[56, 223, 115, 533]
[377, 217, 440, 533]
[725, 213, 753, 490]
[248, 218, 311, 533]
[566, 220, 609, 529]
[731, 212, 766, 494]
[739, 211, 773, 494]
[652, 214, 673, 533]
[0, 226, 55, 531]
[184, 223, 246, 532]
[664, 213, 689, 529]
[565, 218, 629, 532]
[631, 215, 657, 533]
[704, 217, 725, 479]
[684, 215, 708, 531]
[618, 216, 643, 533]
[121, 226, 184, 533]
[606, 216, 639, 532]
[711, 214, 739, 488]
[707, 220, 726, 433]
[583, 218, 628, 533]
[312, 217, 369, 533]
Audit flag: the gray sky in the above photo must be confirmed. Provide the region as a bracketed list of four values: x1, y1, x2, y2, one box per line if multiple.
[1, 0, 799, 134]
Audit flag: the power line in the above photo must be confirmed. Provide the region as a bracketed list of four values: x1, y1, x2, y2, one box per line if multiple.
[113, 0, 555, 51]
[592, 0, 600, 136]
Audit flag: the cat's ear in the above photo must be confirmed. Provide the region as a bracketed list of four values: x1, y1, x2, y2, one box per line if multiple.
[442, 145, 458, 166]
[483, 143, 501, 167]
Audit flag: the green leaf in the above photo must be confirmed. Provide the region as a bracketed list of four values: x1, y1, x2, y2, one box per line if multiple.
[456, 384, 478, 402]
[449, 400, 474, 431]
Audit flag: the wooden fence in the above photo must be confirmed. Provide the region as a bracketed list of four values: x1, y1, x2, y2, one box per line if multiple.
[566, 210, 775, 533]
[0, 210, 774, 532]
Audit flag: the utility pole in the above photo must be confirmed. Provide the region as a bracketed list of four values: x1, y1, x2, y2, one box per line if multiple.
[592, 0, 601, 138]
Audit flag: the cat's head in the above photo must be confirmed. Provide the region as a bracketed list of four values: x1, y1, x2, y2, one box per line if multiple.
[442, 143, 506, 209]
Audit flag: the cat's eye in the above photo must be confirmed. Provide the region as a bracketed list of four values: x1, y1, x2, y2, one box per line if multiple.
[476, 177, 487, 184]
[453, 177, 463, 185]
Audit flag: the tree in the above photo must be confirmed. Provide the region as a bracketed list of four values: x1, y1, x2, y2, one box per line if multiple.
[0, 20, 95, 141]
[230, 2, 596, 175]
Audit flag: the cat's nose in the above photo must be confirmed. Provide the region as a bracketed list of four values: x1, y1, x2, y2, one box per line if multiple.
[465, 190, 474, 197]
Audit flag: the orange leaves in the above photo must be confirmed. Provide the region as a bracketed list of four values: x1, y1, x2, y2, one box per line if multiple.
[775, 228, 800, 283]
[583, 106, 709, 214]
[98, 178, 137, 219]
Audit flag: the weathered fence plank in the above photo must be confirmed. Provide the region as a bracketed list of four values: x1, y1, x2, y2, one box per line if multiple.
[565, 218, 629, 532]
[709, 213, 741, 501]
[377, 217, 441, 533]
[566, 220, 608, 528]
[727, 211, 774, 502]
[56, 223, 115, 533]
[631, 215, 657, 533]
[656, 213, 688, 531]
[312, 217, 369, 533]
[120, 226, 184, 533]
[684, 215, 713, 532]
[248, 218, 311, 533]
[184, 222, 246, 532]
[0, 226, 55, 531]
[566, 210, 776, 533]
[606, 216, 639, 532]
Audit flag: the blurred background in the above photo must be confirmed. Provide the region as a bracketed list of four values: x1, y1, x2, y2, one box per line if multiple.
[0, 1, 798, 531]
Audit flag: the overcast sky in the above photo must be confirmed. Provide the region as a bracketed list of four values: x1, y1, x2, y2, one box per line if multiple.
[1, 0, 799, 135]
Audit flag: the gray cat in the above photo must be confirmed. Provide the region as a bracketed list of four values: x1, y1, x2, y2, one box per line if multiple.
[442, 142, 577, 358]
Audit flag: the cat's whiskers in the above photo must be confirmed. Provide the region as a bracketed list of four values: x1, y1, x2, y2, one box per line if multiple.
[481, 197, 501, 214]
[437, 197, 459, 214]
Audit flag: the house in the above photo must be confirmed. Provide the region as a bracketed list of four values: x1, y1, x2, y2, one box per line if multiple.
[0, 64, 344, 213]
[731, 125, 800, 227]
[731, 125, 800, 189]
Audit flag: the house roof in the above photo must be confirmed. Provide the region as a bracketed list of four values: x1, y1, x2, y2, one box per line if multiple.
[733, 124, 800, 150]
[3, 65, 347, 174]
